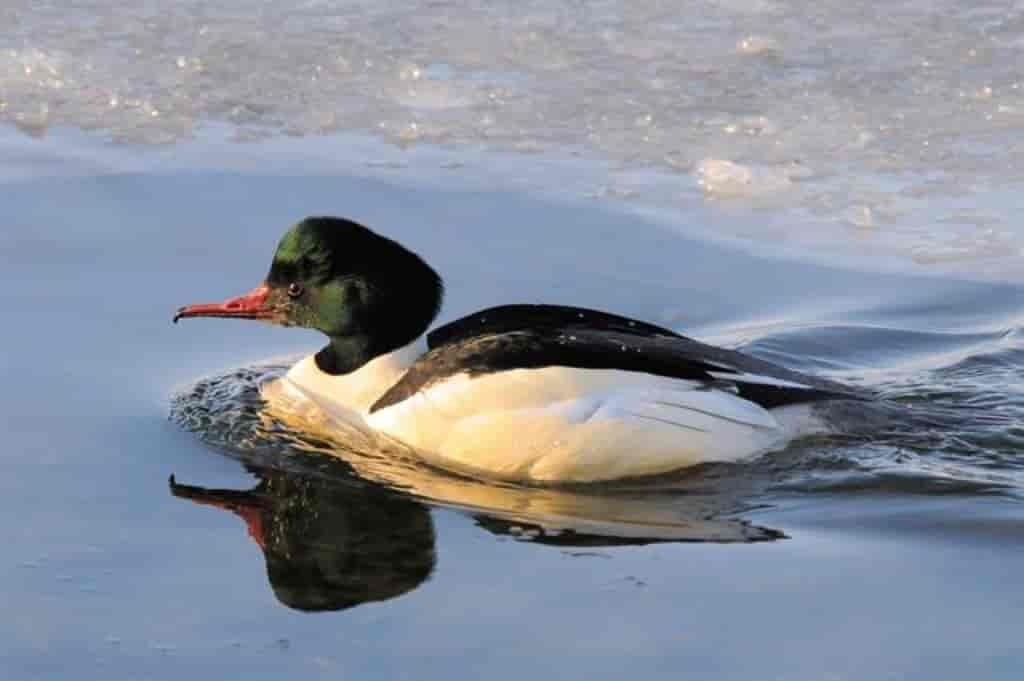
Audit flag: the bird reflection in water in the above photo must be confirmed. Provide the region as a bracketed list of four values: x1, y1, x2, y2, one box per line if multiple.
[169, 365, 786, 613]
[170, 468, 435, 612]
[171, 458, 784, 613]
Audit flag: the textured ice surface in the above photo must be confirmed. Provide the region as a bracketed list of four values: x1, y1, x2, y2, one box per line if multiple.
[3, 1, 1024, 273]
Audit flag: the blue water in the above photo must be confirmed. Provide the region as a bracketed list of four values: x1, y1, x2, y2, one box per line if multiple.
[2, 128, 1023, 680]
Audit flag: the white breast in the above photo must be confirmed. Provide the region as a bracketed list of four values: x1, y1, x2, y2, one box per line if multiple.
[261, 340, 825, 483]
[269, 338, 427, 416]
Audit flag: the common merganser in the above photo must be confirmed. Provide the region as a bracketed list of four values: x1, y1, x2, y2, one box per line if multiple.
[175, 217, 865, 482]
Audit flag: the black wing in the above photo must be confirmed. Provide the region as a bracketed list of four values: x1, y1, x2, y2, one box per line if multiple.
[371, 304, 867, 413]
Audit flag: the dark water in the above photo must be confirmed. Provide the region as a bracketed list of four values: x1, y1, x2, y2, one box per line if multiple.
[3, 129, 1023, 680]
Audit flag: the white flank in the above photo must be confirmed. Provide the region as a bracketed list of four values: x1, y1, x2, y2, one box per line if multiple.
[261, 341, 825, 483]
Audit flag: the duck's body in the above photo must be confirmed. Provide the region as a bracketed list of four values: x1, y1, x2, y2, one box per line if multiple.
[177, 218, 866, 483]
[264, 304, 857, 482]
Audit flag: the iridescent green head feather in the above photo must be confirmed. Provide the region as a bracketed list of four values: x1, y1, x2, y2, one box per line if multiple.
[267, 217, 443, 366]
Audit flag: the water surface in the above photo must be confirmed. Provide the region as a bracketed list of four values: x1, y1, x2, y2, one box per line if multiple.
[3, 128, 1023, 680]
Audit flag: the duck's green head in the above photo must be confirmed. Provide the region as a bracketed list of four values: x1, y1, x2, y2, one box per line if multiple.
[175, 217, 443, 371]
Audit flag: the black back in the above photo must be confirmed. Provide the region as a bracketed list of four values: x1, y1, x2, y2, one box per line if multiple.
[427, 304, 683, 347]
[371, 304, 867, 413]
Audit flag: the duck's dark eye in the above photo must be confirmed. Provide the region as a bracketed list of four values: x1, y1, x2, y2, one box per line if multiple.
[287, 282, 304, 299]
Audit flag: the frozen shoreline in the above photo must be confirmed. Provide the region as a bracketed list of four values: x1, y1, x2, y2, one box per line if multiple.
[4, 0, 1024, 275]
[5, 123, 1024, 283]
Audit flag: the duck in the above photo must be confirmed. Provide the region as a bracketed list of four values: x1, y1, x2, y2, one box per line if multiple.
[175, 216, 866, 483]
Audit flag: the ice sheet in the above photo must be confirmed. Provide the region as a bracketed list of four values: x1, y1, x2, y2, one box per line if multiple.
[3, 1, 1024, 272]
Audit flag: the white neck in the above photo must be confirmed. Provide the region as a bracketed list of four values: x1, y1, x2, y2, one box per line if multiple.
[281, 336, 428, 416]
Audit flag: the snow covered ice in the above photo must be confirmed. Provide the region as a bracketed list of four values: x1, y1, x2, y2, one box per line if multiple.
[2, 0, 1024, 275]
